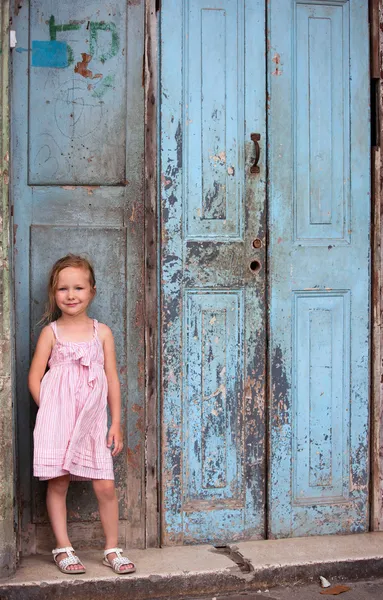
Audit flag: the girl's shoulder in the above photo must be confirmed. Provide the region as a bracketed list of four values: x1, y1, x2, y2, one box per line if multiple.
[96, 321, 114, 343]
[38, 323, 55, 348]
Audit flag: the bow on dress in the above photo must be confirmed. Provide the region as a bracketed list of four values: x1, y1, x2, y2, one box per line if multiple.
[70, 345, 102, 388]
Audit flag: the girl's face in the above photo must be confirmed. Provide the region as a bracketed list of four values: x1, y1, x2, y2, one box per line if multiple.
[55, 267, 95, 317]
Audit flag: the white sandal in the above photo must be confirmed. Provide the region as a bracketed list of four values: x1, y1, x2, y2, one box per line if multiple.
[52, 546, 86, 574]
[103, 547, 136, 574]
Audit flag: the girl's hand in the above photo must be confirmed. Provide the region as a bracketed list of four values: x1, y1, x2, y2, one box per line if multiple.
[107, 423, 124, 456]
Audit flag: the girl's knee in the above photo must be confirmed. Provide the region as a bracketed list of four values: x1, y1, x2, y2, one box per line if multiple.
[48, 475, 70, 495]
[93, 479, 116, 503]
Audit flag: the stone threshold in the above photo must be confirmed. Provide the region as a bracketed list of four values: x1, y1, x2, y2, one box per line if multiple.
[1, 532, 383, 600]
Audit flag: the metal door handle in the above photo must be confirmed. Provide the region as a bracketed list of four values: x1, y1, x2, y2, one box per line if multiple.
[250, 133, 261, 174]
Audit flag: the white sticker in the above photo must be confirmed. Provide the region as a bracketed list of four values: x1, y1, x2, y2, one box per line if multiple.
[10, 30, 17, 49]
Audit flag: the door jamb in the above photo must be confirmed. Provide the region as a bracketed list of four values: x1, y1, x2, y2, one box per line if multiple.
[144, 0, 160, 547]
[0, 0, 17, 576]
[371, 0, 383, 531]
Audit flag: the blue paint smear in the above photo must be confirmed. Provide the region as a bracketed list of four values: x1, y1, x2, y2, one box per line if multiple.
[31, 41, 68, 68]
[15, 47, 28, 53]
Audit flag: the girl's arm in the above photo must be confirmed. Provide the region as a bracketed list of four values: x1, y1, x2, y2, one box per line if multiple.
[28, 326, 54, 406]
[101, 324, 123, 456]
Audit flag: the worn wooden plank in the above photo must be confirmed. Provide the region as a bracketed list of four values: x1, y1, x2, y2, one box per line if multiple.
[0, 0, 16, 576]
[379, 0, 383, 532]
[371, 145, 382, 531]
[371, 0, 380, 79]
[372, 0, 383, 532]
[35, 521, 129, 553]
[124, 0, 146, 551]
[144, 0, 159, 548]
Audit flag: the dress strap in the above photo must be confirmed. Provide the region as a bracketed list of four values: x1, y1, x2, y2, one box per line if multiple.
[93, 319, 99, 337]
[50, 321, 59, 339]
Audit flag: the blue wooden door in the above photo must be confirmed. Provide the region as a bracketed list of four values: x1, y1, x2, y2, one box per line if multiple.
[161, 0, 370, 543]
[160, 0, 267, 544]
[12, 0, 146, 550]
[268, 0, 370, 536]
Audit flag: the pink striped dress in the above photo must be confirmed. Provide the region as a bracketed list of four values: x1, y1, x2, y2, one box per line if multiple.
[33, 319, 114, 481]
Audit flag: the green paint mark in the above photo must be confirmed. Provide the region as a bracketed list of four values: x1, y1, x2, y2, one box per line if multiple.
[49, 16, 81, 67]
[90, 22, 119, 64]
[92, 74, 115, 98]
[49, 16, 81, 40]
[48, 17, 119, 67]
[67, 45, 74, 66]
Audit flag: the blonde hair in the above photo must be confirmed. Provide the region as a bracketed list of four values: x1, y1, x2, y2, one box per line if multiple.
[41, 254, 96, 323]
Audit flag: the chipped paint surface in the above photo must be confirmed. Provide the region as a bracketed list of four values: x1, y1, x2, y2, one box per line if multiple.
[74, 53, 102, 79]
[26, 8, 124, 185]
[268, 0, 370, 537]
[160, 0, 266, 544]
[271, 52, 282, 76]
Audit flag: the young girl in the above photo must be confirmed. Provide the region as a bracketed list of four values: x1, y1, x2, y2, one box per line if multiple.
[28, 254, 135, 575]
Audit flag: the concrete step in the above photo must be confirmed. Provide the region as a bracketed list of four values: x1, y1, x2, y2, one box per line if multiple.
[1, 533, 383, 600]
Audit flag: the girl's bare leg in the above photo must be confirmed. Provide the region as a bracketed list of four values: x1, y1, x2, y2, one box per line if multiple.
[92, 479, 134, 571]
[46, 474, 83, 570]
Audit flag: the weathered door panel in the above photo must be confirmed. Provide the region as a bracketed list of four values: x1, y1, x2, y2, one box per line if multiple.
[12, 0, 146, 550]
[160, 0, 266, 544]
[268, 0, 370, 536]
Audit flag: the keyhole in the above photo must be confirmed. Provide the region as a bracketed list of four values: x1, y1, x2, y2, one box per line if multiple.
[249, 260, 261, 273]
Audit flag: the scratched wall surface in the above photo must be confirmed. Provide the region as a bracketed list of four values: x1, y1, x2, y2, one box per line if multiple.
[268, 0, 370, 537]
[28, 2, 126, 185]
[160, 0, 267, 544]
[12, 0, 146, 548]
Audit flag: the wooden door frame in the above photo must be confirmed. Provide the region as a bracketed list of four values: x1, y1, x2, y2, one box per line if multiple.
[144, 0, 160, 547]
[370, 0, 383, 531]
[0, 0, 17, 577]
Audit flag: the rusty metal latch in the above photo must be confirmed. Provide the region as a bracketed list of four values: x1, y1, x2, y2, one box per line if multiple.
[250, 133, 261, 174]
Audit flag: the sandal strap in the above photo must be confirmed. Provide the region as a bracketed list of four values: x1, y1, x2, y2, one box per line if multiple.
[52, 546, 74, 557]
[58, 554, 83, 569]
[104, 547, 123, 559]
[104, 548, 135, 572]
[52, 547, 84, 570]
